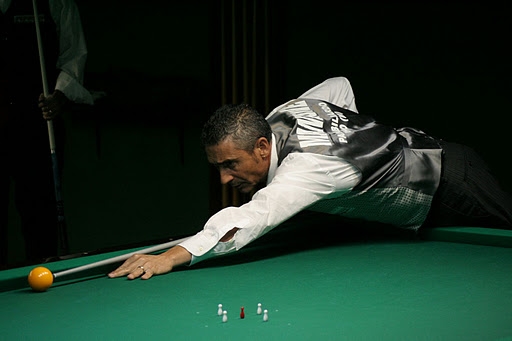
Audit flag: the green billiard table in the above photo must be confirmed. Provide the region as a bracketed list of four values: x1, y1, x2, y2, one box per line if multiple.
[1, 215, 512, 340]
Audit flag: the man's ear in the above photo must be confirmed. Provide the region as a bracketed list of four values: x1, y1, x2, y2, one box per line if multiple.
[256, 137, 271, 159]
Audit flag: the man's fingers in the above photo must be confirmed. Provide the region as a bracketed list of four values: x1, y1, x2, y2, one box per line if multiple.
[126, 264, 147, 280]
[108, 254, 142, 278]
[141, 268, 154, 280]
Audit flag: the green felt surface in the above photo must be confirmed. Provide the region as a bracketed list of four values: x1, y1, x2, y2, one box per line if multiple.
[1, 226, 512, 340]
[421, 226, 512, 248]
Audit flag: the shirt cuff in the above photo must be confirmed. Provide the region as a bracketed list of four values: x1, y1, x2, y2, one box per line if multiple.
[179, 231, 237, 265]
[191, 239, 237, 265]
[55, 71, 94, 105]
[178, 230, 220, 257]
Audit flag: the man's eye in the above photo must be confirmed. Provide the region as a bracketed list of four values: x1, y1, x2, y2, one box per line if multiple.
[217, 161, 236, 171]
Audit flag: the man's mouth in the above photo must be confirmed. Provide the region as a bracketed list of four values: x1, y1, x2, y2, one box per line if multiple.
[232, 182, 243, 189]
[232, 182, 250, 191]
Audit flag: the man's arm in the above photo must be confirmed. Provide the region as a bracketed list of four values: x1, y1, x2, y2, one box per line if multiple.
[180, 153, 361, 266]
[108, 227, 241, 281]
[50, 0, 93, 105]
[299, 77, 358, 112]
[39, 0, 93, 119]
[108, 245, 192, 280]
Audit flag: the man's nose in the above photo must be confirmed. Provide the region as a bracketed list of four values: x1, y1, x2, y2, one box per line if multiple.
[219, 170, 234, 185]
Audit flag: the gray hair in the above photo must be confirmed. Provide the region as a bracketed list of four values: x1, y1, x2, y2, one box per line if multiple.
[201, 103, 272, 151]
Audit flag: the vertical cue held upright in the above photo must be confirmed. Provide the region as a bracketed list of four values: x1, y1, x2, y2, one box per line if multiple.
[32, 0, 69, 253]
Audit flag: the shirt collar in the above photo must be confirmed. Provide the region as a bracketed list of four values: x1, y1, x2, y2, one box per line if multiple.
[267, 133, 278, 185]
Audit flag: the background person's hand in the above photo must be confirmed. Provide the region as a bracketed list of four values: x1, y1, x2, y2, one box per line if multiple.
[38, 90, 69, 120]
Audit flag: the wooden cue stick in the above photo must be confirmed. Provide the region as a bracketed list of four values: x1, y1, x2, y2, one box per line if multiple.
[53, 236, 191, 279]
[32, 0, 69, 253]
[32, 0, 54, 143]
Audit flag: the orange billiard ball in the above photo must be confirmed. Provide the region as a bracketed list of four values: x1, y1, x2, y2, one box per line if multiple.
[28, 266, 54, 292]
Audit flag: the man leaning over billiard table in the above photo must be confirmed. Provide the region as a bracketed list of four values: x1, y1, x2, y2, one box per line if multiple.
[108, 77, 512, 280]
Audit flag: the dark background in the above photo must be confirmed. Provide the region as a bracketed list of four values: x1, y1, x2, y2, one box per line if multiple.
[5, 1, 511, 266]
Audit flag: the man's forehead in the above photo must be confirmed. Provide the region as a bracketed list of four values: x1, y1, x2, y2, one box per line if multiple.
[205, 139, 246, 164]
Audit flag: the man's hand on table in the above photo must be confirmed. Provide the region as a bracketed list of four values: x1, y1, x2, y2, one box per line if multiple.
[108, 246, 192, 280]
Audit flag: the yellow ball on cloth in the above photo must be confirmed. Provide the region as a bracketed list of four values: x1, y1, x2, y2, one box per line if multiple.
[28, 267, 54, 292]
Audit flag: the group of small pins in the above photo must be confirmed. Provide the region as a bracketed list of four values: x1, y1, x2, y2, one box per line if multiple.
[217, 303, 268, 322]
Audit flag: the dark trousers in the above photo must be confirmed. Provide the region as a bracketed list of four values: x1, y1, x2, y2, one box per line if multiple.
[1, 101, 61, 266]
[425, 141, 512, 229]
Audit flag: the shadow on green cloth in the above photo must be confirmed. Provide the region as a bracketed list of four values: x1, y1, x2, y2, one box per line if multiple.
[190, 211, 420, 269]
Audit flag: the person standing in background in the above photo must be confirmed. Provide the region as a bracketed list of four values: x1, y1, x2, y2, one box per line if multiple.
[0, 0, 93, 267]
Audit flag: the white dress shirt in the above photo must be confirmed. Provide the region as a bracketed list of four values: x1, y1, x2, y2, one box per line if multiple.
[179, 77, 362, 264]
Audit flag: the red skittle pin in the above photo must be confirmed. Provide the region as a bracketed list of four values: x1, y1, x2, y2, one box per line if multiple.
[240, 306, 245, 319]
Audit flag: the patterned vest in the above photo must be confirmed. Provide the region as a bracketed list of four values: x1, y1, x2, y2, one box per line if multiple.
[267, 99, 443, 230]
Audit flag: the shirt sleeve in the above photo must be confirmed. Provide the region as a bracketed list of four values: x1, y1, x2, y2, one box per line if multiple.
[50, 0, 93, 105]
[179, 153, 361, 265]
[299, 77, 358, 113]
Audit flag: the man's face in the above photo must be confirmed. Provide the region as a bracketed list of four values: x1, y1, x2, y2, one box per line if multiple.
[206, 137, 271, 194]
